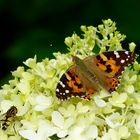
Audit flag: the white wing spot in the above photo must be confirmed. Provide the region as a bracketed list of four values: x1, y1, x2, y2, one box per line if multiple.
[114, 51, 120, 58]
[116, 54, 120, 58]
[59, 81, 65, 88]
[56, 88, 59, 92]
[121, 59, 125, 63]
[62, 84, 65, 88]
[125, 51, 129, 55]
[81, 95, 85, 98]
[65, 90, 69, 93]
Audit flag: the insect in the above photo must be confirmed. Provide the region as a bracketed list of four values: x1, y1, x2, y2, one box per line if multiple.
[0, 106, 18, 130]
[56, 51, 137, 100]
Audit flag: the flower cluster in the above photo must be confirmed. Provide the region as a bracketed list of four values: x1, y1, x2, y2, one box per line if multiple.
[0, 19, 140, 140]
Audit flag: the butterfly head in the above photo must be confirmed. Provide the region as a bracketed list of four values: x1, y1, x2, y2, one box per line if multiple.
[72, 55, 86, 68]
[72, 55, 79, 63]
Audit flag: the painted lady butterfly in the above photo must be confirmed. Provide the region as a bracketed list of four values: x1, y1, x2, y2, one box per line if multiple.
[56, 51, 137, 100]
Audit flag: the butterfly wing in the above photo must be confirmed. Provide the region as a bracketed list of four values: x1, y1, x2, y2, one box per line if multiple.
[56, 65, 99, 100]
[84, 51, 137, 92]
[93, 51, 136, 77]
[56, 51, 137, 100]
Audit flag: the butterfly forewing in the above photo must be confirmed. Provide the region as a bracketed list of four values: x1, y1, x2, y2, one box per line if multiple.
[84, 51, 137, 92]
[93, 51, 136, 77]
[56, 66, 95, 100]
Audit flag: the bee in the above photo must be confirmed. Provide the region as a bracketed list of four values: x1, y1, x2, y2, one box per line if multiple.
[0, 106, 18, 130]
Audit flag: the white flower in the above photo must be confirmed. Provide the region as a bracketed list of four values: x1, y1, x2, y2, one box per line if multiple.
[17, 79, 30, 94]
[52, 111, 74, 138]
[125, 85, 135, 94]
[17, 102, 30, 116]
[94, 95, 106, 107]
[64, 125, 98, 140]
[22, 72, 35, 81]
[19, 120, 59, 140]
[108, 129, 119, 140]
[34, 95, 53, 111]
[105, 113, 122, 128]
[109, 92, 127, 108]
[23, 56, 37, 69]
[118, 126, 130, 139]
[58, 104, 75, 117]
[19, 130, 39, 140]
[76, 102, 90, 113]
[0, 100, 14, 113]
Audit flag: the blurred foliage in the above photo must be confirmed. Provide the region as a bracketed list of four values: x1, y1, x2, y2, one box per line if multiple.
[0, 0, 140, 86]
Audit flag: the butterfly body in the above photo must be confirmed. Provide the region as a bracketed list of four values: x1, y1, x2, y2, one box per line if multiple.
[73, 56, 100, 90]
[56, 51, 137, 100]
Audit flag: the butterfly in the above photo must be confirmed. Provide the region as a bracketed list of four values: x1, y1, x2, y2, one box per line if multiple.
[56, 51, 137, 100]
[0, 106, 18, 130]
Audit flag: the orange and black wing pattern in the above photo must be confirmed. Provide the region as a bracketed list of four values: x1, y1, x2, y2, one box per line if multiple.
[56, 51, 137, 100]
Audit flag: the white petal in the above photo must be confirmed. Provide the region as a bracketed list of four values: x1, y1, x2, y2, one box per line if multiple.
[22, 72, 34, 81]
[36, 95, 52, 106]
[85, 125, 98, 139]
[64, 117, 74, 129]
[109, 112, 119, 119]
[105, 117, 121, 128]
[34, 95, 52, 111]
[19, 130, 38, 140]
[0, 130, 7, 140]
[94, 96, 106, 107]
[1, 100, 14, 113]
[37, 124, 49, 140]
[57, 130, 68, 138]
[66, 126, 85, 140]
[125, 85, 134, 93]
[38, 121, 59, 137]
[106, 113, 121, 129]
[17, 102, 30, 116]
[34, 105, 48, 111]
[17, 79, 30, 94]
[109, 129, 119, 140]
[52, 111, 64, 128]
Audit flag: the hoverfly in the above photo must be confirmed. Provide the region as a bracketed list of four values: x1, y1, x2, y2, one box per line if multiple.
[0, 106, 18, 130]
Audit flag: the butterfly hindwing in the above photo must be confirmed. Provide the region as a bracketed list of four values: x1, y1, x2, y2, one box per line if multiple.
[56, 66, 97, 100]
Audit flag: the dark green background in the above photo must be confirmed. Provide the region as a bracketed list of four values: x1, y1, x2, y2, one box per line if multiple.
[0, 0, 140, 85]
